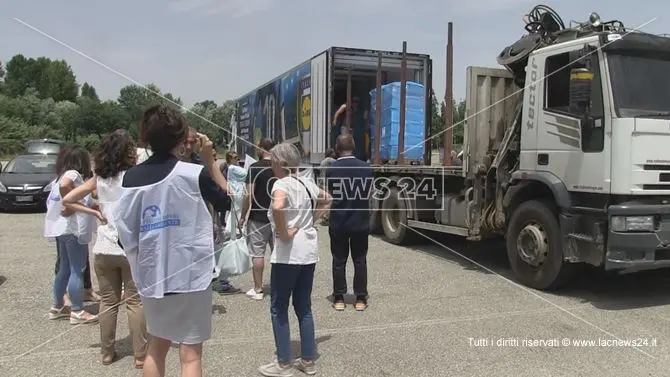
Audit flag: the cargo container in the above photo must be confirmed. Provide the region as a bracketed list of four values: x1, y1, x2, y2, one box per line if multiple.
[229, 46, 432, 164]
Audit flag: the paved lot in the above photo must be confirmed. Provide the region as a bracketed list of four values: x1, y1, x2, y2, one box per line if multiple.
[1, 211, 669, 376]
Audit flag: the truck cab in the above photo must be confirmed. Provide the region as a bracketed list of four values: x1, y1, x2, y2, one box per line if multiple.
[504, 29, 670, 288]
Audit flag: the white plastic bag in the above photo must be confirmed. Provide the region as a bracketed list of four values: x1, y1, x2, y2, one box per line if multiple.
[214, 201, 251, 278]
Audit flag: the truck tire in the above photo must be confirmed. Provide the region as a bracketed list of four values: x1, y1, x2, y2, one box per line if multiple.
[369, 197, 382, 234]
[381, 187, 413, 244]
[505, 200, 574, 290]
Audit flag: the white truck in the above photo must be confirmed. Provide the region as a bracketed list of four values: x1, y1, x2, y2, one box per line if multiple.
[369, 5, 670, 290]
[231, 5, 670, 290]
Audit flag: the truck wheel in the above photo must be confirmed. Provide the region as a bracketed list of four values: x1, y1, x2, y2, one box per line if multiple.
[506, 200, 574, 290]
[369, 197, 382, 234]
[381, 187, 412, 244]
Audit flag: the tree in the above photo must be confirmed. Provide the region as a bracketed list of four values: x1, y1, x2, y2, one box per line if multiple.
[0, 53, 244, 157]
[189, 100, 236, 147]
[3, 54, 32, 97]
[42, 59, 79, 102]
[4, 55, 78, 102]
[185, 100, 221, 144]
[80, 82, 99, 102]
[212, 100, 236, 146]
[117, 83, 182, 138]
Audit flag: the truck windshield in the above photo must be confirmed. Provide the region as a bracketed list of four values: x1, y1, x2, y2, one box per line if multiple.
[608, 54, 670, 118]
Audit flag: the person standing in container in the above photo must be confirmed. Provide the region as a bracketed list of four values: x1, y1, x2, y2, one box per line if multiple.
[332, 96, 368, 161]
[114, 105, 229, 377]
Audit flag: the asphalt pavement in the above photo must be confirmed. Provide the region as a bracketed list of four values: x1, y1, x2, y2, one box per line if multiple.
[1, 211, 669, 376]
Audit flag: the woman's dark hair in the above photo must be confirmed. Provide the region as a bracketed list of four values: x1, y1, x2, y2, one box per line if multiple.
[56, 145, 92, 179]
[139, 105, 188, 155]
[94, 129, 137, 179]
[225, 151, 239, 163]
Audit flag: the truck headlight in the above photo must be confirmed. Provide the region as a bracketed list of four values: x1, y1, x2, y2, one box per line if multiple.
[0, 182, 6, 193]
[42, 185, 51, 192]
[611, 216, 655, 232]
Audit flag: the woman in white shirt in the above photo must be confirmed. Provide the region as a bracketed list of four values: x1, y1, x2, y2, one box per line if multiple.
[44, 146, 98, 324]
[62, 130, 147, 368]
[258, 143, 331, 377]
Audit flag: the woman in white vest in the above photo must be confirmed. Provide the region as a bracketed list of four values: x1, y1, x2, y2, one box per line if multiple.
[44, 146, 98, 325]
[113, 105, 229, 377]
[258, 142, 332, 377]
[61, 130, 148, 368]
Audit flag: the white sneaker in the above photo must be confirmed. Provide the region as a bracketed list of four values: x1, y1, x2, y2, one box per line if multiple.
[246, 288, 264, 300]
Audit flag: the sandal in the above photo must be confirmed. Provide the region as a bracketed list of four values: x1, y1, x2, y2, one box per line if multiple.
[332, 297, 346, 311]
[355, 299, 368, 311]
[70, 310, 98, 325]
[134, 357, 145, 369]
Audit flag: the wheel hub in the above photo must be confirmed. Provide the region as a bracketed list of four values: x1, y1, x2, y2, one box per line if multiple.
[516, 223, 548, 267]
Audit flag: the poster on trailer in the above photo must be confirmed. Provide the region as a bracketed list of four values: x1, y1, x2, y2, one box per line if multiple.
[236, 61, 312, 162]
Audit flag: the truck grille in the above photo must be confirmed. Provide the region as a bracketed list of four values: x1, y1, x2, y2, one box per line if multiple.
[644, 164, 670, 170]
[642, 184, 670, 190]
[637, 165, 670, 190]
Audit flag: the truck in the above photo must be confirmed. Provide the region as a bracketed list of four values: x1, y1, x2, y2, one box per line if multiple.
[232, 4, 670, 290]
[229, 46, 432, 163]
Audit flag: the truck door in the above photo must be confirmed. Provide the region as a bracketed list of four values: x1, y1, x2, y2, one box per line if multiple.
[309, 51, 329, 164]
[536, 45, 610, 194]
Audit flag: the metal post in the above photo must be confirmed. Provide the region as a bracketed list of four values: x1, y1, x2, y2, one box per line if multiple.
[443, 22, 454, 167]
[398, 41, 407, 164]
[374, 51, 382, 165]
[346, 67, 352, 134]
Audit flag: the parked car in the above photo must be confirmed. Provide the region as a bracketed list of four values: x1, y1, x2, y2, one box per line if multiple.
[0, 153, 58, 211]
[24, 139, 64, 155]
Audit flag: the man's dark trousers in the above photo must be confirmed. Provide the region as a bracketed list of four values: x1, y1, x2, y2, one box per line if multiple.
[329, 230, 368, 298]
[326, 155, 373, 300]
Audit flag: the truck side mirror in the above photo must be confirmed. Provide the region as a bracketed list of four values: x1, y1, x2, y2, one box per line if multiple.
[569, 67, 593, 115]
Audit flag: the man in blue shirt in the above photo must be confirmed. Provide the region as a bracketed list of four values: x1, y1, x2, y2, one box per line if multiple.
[325, 135, 373, 311]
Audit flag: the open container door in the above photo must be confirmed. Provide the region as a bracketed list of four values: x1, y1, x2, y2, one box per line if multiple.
[309, 51, 329, 164]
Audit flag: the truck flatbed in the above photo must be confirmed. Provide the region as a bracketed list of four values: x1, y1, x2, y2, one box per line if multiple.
[370, 164, 462, 176]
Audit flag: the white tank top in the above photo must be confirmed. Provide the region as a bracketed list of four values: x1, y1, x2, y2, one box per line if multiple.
[113, 161, 215, 298]
[92, 172, 125, 256]
[43, 170, 95, 243]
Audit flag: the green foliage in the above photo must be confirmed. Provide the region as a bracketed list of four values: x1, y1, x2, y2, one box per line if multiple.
[184, 100, 235, 148]
[80, 82, 99, 102]
[0, 54, 232, 158]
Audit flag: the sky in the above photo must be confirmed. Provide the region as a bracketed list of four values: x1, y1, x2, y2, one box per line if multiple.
[1, 0, 665, 108]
